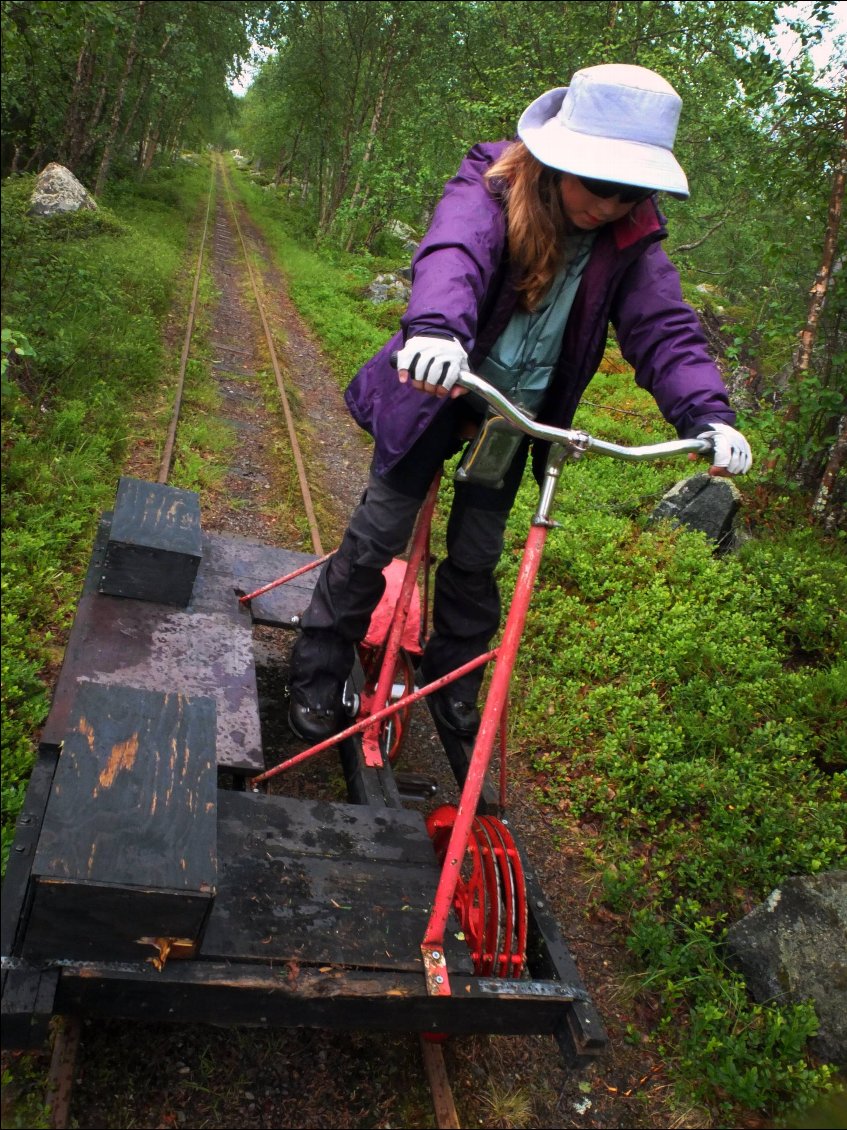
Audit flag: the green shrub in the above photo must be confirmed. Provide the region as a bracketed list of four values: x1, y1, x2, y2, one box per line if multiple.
[1, 159, 211, 868]
[498, 396, 845, 1118]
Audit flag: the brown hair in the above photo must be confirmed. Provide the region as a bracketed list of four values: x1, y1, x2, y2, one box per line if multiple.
[484, 140, 569, 310]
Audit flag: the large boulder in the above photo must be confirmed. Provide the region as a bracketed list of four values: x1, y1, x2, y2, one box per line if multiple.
[29, 163, 97, 217]
[649, 472, 741, 549]
[725, 871, 847, 1066]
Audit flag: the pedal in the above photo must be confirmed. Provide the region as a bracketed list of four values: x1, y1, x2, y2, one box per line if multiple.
[394, 772, 438, 801]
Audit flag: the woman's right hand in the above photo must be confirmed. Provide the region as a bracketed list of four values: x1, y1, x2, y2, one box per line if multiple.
[396, 334, 469, 397]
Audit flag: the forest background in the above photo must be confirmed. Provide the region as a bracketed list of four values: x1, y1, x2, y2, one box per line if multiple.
[1, 1, 846, 1127]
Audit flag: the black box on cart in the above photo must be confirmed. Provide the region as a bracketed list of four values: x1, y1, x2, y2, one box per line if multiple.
[98, 477, 202, 606]
[21, 682, 217, 965]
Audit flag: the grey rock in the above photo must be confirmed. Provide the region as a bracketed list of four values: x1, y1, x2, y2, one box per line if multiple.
[29, 162, 97, 217]
[649, 472, 740, 549]
[367, 272, 411, 305]
[386, 219, 420, 253]
[725, 871, 847, 1065]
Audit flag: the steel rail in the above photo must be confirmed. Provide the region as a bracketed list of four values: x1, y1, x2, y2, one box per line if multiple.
[158, 161, 215, 485]
[217, 156, 324, 556]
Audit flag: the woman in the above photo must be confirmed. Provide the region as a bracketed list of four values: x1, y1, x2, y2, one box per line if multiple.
[288, 63, 752, 743]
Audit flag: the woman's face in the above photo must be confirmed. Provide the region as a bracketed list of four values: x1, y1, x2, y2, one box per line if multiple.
[559, 174, 639, 230]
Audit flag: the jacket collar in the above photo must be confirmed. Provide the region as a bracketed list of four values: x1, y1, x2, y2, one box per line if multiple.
[612, 197, 665, 251]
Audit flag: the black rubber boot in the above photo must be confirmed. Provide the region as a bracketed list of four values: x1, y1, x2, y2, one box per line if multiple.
[428, 693, 482, 739]
[288, 684, 349, 743]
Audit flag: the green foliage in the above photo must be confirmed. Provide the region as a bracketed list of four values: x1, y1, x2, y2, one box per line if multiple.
[0, 1062, 51, 1129]
[1, 0, 257, 185]
[495, 392, 846, 1117]
[627, 908, 835, 1117]
[1, 323, 36, 402]
[0, 158, 211, 868]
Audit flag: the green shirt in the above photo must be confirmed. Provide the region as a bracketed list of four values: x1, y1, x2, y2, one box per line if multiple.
[478, 231, 595, 415]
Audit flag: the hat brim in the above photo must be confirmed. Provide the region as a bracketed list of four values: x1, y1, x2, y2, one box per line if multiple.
[518, 86, 690, 200]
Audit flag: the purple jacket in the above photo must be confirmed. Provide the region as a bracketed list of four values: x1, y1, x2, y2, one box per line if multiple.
[345, 141, 735, 478]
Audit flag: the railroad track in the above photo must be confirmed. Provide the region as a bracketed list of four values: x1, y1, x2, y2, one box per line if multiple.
[159, 154, 323, 553]
[42, 151, 463, 1130]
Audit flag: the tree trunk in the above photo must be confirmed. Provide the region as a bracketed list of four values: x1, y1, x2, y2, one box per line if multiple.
[275, 124, 302, 186]
[812, 415, 846, 530]
[766, 99, 847, 483]
[60, 22, 96, 165]
[77, 47, 116, 165]
[141, 125, 160, 174]
[789, 101, 846, 400]
[121, 62, 150, 151]
[124, 29, 175, 157]
[324, 6, 370, 227]
[94, 0, 145, 197]
[343, 27, 398, 251]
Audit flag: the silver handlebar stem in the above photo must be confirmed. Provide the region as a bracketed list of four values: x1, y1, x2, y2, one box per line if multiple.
[456, 371, 712, 461]
[455, 370, 712, 527]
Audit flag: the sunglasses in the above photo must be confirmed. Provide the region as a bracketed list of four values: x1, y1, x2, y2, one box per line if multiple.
[577, 176, 654, 204]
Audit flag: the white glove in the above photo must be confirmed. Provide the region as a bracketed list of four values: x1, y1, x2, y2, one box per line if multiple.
[697, 422, 752, 475]
[396, 334, 468, 393]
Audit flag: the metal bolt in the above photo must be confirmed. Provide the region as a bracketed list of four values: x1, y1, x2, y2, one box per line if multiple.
[435, 975, 444, 984]
[536, 899, 544, 909]
[431, 951, 441, 961]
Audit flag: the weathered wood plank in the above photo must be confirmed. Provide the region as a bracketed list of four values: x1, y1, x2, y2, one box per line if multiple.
[39, 589, 262, 773]
[201, 854, 469, 971]
[54, 960, 591, 1037]
[193, 533, 319, 627]
[25, 684, 217, 963]
[0, 964, 59, 1050]
[99, 478, 202, 606]
[419, 1037, 461, 1130]
[23, 882, 213, 965]
[1, 750, 59, 957]
[35, 683, 217, 888]
[205, 791, 472, 973]
[217, 790, 432, 866]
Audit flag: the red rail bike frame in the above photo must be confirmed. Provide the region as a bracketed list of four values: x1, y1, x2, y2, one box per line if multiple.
[250, 442, 572, 1005]
[419, 442, 571, 995]
[250, 372, 712, 997]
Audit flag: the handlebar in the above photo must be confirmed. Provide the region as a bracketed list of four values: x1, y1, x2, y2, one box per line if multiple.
[455, 371, 713, 462]
[389, 352, 713, 462]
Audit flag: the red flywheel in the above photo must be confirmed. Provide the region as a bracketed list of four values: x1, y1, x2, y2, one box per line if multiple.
[426, 804, 528, 979]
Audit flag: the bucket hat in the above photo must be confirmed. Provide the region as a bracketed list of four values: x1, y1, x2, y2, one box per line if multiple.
[517, 64, 689, 199]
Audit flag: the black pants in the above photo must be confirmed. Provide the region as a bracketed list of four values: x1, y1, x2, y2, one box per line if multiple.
[290, 398, 529, 704]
